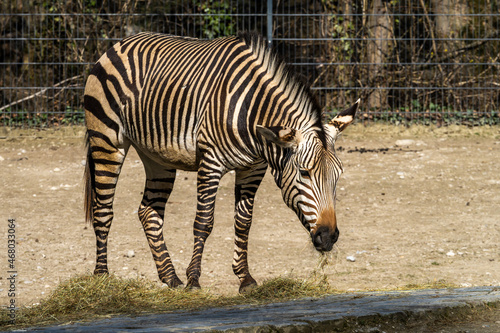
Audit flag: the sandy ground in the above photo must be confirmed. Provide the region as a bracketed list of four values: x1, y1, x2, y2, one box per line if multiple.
[0, 125, 499, 306]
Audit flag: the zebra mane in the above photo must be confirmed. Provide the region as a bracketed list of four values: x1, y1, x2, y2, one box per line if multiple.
[237, 32, 324, 135]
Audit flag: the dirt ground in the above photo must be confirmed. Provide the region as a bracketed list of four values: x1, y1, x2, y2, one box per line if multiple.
[0, 125, 499, 307]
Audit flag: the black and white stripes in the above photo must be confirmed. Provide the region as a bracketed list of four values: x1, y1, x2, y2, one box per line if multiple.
[83, 32, 358, 292]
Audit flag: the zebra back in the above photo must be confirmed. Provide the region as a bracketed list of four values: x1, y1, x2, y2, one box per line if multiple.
[85, 32, 325, 171]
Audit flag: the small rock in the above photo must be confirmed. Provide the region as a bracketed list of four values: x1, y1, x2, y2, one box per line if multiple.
[81, 159, 86, 166]
[346, 256, 356, 262]
[395, 139, 415, 146]
[53, 167, 61, 172]
[0, 155, 4, 161]
[396, 172, 405, 179]
[126, 250, 135, 258]
[446, 250, 456, 257]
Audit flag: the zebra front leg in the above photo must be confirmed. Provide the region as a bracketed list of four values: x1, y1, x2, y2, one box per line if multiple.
[186, 160, 224, 289]
[233, 165, 267, 293]
[137, 156, 183, 288]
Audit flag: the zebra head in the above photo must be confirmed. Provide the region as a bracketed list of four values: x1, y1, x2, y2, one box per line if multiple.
[257, 100, 359, 252]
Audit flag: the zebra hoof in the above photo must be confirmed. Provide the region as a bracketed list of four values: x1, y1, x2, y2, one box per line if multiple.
[164, 276, 184, 289]
[93, 268, 109, 276]
[239, 277, 257, 294]
[185, 278, 201, 290]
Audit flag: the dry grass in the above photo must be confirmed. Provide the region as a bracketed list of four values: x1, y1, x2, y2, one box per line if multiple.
[0, 254, 462, 330]
[0, 269, 335, 330]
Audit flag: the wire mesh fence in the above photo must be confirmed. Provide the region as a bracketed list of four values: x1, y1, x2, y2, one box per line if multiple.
[1, 0, 499, 128]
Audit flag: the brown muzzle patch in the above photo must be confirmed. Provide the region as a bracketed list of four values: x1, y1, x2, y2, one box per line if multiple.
[311, 207, 338, 252]
[316, 207, 337, 231]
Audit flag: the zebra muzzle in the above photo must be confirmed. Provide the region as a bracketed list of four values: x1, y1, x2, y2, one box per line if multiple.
[312, 226, 339, 252]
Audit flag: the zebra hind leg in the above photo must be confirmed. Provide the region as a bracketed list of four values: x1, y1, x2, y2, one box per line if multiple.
[137, 155, 183, 288]
[232, 165, 267, 293]
[87, 137, 129, 276]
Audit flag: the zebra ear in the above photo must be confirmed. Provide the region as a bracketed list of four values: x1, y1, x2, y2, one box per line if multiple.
[256, 125, 301, 149]
[329, 99, 359, 133]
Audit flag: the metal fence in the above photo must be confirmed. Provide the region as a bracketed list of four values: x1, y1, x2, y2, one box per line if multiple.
[1, 0, 499, 128]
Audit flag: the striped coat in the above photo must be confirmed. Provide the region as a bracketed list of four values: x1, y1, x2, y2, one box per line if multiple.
[84, 32, 358, 292]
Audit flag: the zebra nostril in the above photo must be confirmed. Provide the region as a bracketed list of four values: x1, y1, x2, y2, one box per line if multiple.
[312, 226, 335, 252]
[314, 234, 322, 246]
[313, 227, 328, 249]
[332, 227, 339, 244]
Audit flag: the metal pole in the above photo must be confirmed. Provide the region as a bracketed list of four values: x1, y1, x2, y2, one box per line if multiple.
[267, 0, 273, 47]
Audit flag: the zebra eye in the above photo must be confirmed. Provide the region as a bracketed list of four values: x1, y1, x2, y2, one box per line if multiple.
[299, 169, 310, 178]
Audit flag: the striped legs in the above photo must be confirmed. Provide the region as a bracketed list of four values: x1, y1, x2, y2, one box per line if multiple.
[90, 142, 129, 276]
[233, 165, 267, 293]
[138, 155, 183, 288]
[186, 159, 224, 289]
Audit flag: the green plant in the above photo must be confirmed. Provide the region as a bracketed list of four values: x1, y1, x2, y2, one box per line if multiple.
[197, 0, 236, 39]
[61, 107, 85, 125]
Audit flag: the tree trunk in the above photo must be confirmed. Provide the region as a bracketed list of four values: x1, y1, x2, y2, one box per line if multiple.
[366, 0, 393, 110]
[430, 0, 469, 54]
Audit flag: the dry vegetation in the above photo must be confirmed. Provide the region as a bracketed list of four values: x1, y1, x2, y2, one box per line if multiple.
[0, 257, 460, 330]
[0, 267, 336, 329]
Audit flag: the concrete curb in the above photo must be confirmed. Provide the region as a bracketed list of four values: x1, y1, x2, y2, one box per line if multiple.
[23, 287, 499, 332]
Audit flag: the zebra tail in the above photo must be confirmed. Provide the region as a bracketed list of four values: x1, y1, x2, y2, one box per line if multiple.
[84, 132, 95, 224]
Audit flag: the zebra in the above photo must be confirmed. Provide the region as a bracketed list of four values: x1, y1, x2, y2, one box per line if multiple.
[83, 32, 358, 292]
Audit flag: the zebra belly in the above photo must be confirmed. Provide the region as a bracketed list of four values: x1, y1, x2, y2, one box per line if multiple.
[132, 141, 200, 171]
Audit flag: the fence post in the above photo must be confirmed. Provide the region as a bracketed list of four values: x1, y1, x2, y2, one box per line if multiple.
[267, 0, 273, 47]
